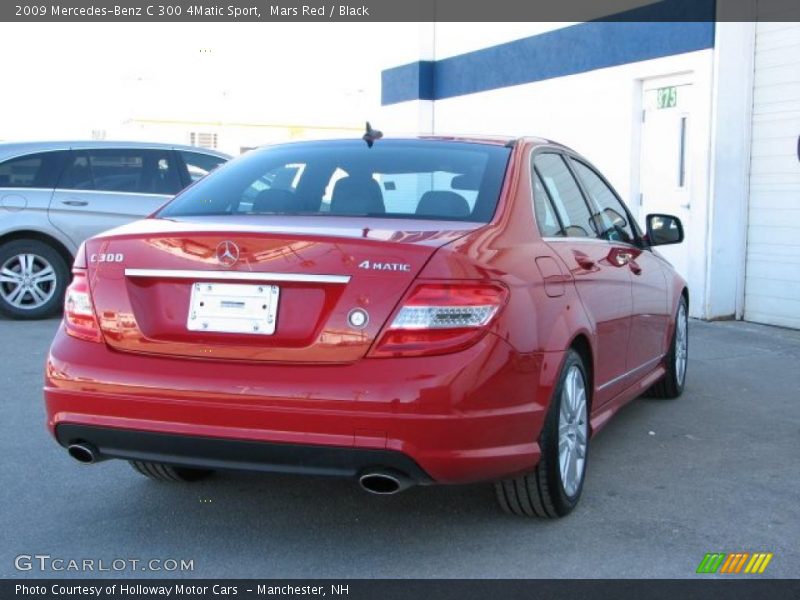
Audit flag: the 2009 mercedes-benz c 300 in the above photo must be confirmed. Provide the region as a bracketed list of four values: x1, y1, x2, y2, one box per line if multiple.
[44, 135, 688, 518]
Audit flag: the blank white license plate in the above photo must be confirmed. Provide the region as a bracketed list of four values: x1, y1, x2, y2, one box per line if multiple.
[187, 282, 280, 335]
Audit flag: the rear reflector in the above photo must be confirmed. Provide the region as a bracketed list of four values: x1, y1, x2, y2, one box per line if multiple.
[64, 270, 101, 343]
[369, 282, 507, 358]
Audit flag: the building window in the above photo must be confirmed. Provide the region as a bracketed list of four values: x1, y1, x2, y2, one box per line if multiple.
[189, 132, 219, 149]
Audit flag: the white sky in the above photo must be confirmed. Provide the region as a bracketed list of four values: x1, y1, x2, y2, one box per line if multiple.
[0, 22, 421, 141]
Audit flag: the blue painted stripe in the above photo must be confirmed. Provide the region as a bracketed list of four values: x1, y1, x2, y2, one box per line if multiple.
[434, 21, 714, 99]
[381, 60, 435, 105]
[381, 1, 716, 105]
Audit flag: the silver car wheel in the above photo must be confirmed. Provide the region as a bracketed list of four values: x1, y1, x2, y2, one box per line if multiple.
[558, 365, 588, 497]
[0, 253, 58, 310]
[675, 302, 688, 385]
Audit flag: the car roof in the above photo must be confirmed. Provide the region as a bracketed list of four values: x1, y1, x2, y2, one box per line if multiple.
[0, 141, 231, 161]
[254, 134, 570, 151]
[422, 135, 575, 152]
[422, 134, 569, 147]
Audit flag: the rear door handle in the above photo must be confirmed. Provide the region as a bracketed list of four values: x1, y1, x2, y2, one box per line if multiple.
[62, 200, 88, 207]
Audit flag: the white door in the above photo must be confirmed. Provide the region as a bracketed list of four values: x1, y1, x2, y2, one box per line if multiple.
[638, 76, 694, 281]
[744, 22, 800, 329]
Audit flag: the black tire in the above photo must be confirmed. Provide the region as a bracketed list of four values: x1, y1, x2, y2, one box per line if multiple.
[647, 296, 688, 399]
[0, 239, 70, 320]
[129, 461, 213, 482]
[495, 349, 590, 518]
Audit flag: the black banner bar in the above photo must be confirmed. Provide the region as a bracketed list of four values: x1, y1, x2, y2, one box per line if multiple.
[5, 580, 800, 600]
[2, 0, 800, 22]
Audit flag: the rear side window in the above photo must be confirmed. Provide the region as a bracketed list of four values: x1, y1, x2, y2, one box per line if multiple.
[570, 159, 636, 244]
[59, 149, 182, 195]
[60, 154, 93, 190]
[0, 151, 68, 189]
[180, 151, 227, 183]
[531, 171, 564, 237]
[533, 153, 595, 238]
[160, 140, 511, 223]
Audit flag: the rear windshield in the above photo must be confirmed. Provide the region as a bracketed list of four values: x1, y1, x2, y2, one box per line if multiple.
[159, 140, 511, 223]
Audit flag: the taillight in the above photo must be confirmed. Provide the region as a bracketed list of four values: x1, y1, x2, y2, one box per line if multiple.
[368, 282, 508, 358]
[64, 270, 101, 343]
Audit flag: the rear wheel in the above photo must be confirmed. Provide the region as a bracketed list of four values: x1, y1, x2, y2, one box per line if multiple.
[129, 461, 213, 482]
[0, 239, 69, 319]
[495, 349, 589, 518]
[647, 296, 688, 399]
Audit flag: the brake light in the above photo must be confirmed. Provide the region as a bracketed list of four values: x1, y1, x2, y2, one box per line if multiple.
[64, 270, 101, 343]
[368, 282, 508, 358]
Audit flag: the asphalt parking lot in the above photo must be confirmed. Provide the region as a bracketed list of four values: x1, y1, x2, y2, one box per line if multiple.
[1, 316, 798, 579]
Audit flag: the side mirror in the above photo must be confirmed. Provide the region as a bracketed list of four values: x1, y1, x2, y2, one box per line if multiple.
[646, 213, 684, 246]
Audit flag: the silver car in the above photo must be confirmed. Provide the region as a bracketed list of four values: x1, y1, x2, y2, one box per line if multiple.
[0, 141, 230, 319]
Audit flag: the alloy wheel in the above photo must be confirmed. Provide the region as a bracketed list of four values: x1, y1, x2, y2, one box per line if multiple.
[675, 302, 688, 385]
[0, 253, 58, 310]
[558, 364, 588, 497]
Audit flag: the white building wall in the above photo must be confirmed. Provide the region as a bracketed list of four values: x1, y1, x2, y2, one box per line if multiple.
[705, 22, 756, 320]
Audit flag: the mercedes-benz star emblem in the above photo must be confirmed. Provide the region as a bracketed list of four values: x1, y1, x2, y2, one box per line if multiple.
[216, 241, 240, 267]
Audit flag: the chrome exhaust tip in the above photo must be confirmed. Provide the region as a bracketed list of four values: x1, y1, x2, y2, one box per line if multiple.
[67, 443, 100, 464]
[358, 469, 413, 495]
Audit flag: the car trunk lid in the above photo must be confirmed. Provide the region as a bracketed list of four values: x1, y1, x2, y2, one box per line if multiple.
[85, 216, 478, 363]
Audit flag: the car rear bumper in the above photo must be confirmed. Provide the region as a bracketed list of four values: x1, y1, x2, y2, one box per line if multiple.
[55, 424, 434, 482]
[45, 326, 562, 484]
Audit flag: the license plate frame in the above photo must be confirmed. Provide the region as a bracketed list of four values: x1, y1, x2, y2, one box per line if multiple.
[187, 282, 280, 335]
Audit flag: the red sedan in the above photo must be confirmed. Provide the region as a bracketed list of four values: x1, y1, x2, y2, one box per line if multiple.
[44, 136, 688, 518]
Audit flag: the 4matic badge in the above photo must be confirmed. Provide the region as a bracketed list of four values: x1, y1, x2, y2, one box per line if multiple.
[358, 260, 411, 272]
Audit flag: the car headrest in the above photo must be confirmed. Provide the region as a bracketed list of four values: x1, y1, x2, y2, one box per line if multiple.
[252, 188, 296, 213]
[330, 175, 385, 215]
[416, 191, 471, 219]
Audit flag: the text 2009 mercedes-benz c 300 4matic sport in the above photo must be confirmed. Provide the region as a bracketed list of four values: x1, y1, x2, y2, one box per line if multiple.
[44, 135, 688, 517]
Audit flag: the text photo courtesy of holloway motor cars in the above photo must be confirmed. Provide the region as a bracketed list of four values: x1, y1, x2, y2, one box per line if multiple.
[1, 1, 798, 598]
